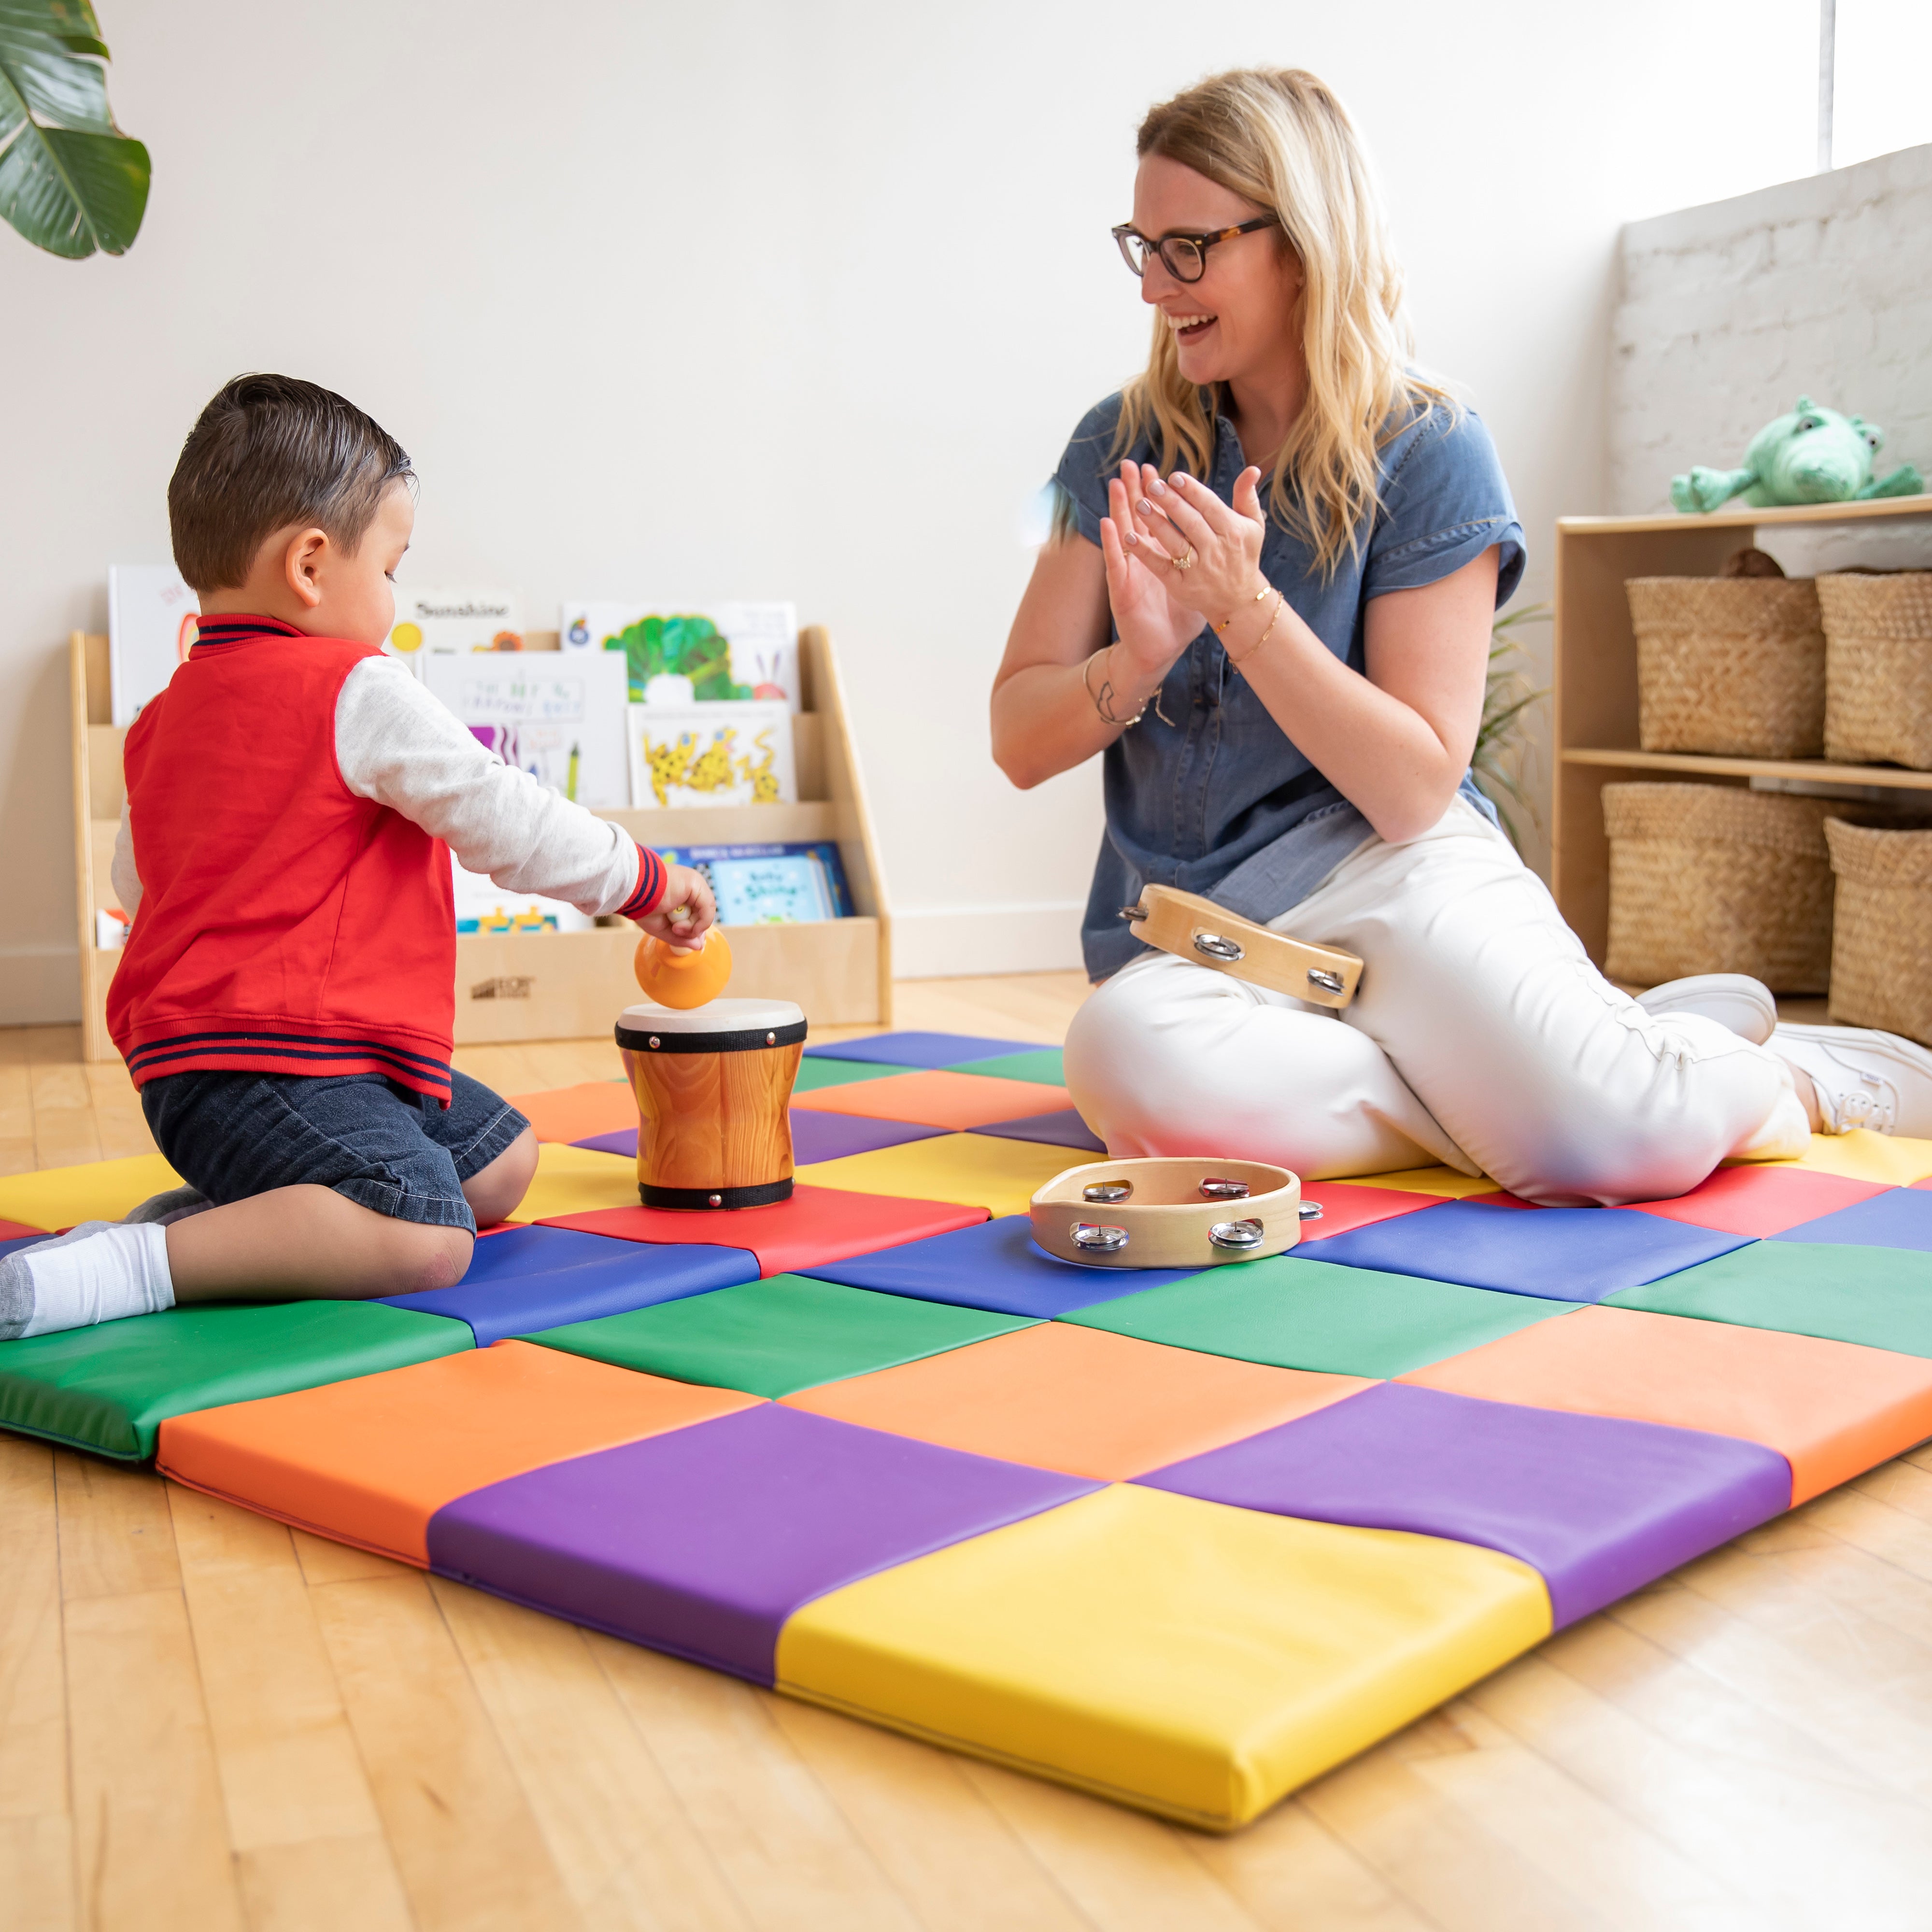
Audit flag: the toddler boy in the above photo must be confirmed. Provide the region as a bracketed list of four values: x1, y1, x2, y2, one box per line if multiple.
[1, 374, 713, 1339]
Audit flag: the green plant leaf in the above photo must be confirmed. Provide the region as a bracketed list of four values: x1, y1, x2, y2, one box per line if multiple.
[0, 0, 147, 257]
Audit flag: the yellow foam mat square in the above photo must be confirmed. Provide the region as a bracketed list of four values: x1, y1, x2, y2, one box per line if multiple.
[1746, 1130, 1932, 1187]
[798, 1134, 1077, 1220]
[1347, 1165, 1501, 1198]
[513, 1143, 639, 1222]
[0, 1153, 184, 1232]
[777, 1483, 1550, 1830]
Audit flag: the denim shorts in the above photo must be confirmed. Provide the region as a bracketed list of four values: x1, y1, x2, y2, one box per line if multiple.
[141, 1069, 530, 1233]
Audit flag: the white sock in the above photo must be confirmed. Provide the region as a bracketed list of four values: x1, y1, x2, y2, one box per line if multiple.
[0, 1221, 177, 1339]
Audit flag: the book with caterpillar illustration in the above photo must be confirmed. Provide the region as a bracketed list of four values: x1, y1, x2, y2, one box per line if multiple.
[560, 601, 800, 711]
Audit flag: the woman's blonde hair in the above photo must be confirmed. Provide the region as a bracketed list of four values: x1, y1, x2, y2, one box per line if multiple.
[1114, 67, 1451, 575]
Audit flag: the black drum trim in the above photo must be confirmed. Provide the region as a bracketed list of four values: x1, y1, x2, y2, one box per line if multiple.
[639, 1178, 795, 1210]
[614, 1019, 809, 1055]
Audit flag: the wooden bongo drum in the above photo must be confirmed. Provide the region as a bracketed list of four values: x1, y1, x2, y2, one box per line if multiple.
[615, 997, 807, 1208]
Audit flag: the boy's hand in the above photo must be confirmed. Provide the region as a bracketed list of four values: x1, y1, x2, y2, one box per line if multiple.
[635, 863, 716, 951]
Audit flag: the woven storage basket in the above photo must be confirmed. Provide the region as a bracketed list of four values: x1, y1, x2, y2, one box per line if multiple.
[1824, 818, 1932, 1045]
[1626, 577, 1826, 757]
[1603, 783, 1837, 992]
[1817, 572, 1932, 769]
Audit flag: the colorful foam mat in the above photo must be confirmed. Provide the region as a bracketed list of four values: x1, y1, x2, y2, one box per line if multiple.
[9, 1033, 1932, 1831]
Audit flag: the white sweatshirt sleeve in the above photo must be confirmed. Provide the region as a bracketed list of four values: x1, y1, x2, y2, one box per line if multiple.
[111, 802, 142, 917]
[333, 656, 656, 917]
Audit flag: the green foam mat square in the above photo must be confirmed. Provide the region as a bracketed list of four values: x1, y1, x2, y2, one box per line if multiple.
[943, 1048, 1066, 1086]
[0, 1302, 471, 1461]
[1064, 1256, 1573, 1379]
[793, 1058, 898, 1094]
[1608, 1240, 1932, 1357]
[522, 1274, 1035, 1399]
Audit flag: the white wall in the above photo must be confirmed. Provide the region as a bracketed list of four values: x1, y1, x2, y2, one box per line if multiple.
[0, 0, 1822, 1018]
[1609, 140, 1932, 584]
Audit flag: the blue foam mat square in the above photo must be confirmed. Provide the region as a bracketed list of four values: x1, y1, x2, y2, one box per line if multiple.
[378, 1225, 757, 1345]
[574, 1113, 944, 1166]
[1773, 1189, 1932, 1251]
[803, 1031, 1040, 1069]
[1305, 1199, 1752, 1303]
[797, 1214, 1200, 1319]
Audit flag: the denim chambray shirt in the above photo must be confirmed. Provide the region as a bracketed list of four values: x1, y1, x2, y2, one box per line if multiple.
[1052, 391, 1526, 979]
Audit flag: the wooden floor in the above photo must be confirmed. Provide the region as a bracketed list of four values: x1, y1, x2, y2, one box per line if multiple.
[7, 975, 1932, 1932]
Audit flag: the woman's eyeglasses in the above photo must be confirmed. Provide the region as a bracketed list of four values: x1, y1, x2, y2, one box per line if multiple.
[1111, 215, 1279, 284]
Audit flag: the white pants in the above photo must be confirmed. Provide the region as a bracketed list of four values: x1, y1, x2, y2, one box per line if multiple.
[1064, 799, 1812, 1208]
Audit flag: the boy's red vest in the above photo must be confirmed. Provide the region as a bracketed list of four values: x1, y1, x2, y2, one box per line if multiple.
[109, 615, 457, 1103]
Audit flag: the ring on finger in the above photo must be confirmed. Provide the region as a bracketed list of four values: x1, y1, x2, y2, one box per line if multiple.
[1172, 546, 1196, 572]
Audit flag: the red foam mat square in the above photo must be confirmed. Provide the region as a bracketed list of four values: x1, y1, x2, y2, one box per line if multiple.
[539, 1183, 988, 1279]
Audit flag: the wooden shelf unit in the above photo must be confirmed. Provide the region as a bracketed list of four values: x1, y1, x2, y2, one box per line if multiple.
[70, 623, 892, 1062]
[1551, 494, 1932, 965]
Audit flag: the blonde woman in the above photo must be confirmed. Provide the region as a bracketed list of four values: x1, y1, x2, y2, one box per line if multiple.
[992, 67, 1931, 1206]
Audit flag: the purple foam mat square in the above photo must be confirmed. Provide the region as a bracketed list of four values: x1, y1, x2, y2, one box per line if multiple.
[378, 1225, 756, 1345]
[967, 1108, 1106, 1154]
[802, 1031, 1040, 1069]
[1307, 1199, 1751, 1302]
[426, 1403, 1096, 1683]
[575, 1113, 944, 1165]
[1139, 1380, 1790, 1628]
[1774, 1189, 1932, 1251]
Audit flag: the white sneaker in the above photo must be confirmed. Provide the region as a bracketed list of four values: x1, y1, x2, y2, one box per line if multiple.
[1773, 1023, 1932, 1137]
[1635, 975, 1777, 1046]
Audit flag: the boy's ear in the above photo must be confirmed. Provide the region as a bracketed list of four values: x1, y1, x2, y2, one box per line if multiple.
[282, 527, 330, 609]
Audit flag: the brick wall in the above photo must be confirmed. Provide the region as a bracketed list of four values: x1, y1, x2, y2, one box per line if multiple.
[1609, 142, 1932, 569]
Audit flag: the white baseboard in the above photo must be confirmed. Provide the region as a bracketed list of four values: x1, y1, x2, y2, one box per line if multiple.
[891, 901, 1087, 980]
[0, 944, 82, 1026]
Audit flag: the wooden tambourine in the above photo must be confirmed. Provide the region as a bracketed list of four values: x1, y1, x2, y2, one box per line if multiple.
[1029, 1157, 1316, 1269]
[1120, 883, 1363, 1010]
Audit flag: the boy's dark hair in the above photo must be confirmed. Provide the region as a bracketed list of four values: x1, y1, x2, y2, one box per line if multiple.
[168, 374, 413, 590]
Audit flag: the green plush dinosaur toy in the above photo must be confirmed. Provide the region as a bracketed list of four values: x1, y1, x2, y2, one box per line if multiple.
[1671, 398, 1922, 513]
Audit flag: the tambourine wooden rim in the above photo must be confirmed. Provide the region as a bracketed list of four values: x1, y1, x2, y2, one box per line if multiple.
[1121, 883, 1363, 1009]
[1029, 1157, 1307, 1269]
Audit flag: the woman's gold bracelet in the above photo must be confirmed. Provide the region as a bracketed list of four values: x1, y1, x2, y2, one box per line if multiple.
[1214, 583, 1270, 634]
[1082, 646, 1148, 727]
[1228, 591, 1286, 672]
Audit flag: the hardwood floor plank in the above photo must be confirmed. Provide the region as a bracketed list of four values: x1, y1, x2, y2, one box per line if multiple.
[287, 1528, 414, 1587]
[589, 1633, 921, 1932]
[1183, 1798, 1436, 1932]
[234, 1836, 414, 1932]
[952, 1757, 1261, 1932]
[64, 1588, 246, 1932]
[0, 1438, 75, 1932]
[54, 1454, 179, 1600]
[309, 1571, 580, 1932]
[168, 1486, 386, 1851]
[762, 1694, 1093, 1932]
[432, 1577, 749, 1932]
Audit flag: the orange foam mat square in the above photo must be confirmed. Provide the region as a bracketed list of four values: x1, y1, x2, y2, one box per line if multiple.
[782, 1322, 1372, 1480]
[157, 1341, 761, 1565]
[793, 1068, 1074, 1132]
[509, 1082, 636, 1145]
[1402, 1303, 1932, 1506]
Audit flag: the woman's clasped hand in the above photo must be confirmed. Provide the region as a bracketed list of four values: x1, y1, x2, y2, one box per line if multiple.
[1102, 459, 1281, 671]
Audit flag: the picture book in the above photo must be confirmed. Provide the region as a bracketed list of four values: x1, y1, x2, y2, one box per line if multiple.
[451, 857, 594, 936]
[108, 565, 200, 725]
[655, 841, 854, 923]
[626, 702, 796, 810]
[559, 601, 800, 711]
[421, 652, 631, 809]
[387, 589, 522, 671]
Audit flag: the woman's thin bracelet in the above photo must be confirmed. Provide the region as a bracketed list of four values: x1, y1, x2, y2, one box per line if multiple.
[1082, 646, 1148, 727]
[1228, 591, 1286, 672]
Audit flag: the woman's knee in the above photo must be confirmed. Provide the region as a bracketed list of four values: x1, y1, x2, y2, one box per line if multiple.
[462, 1126, 538, 1226]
